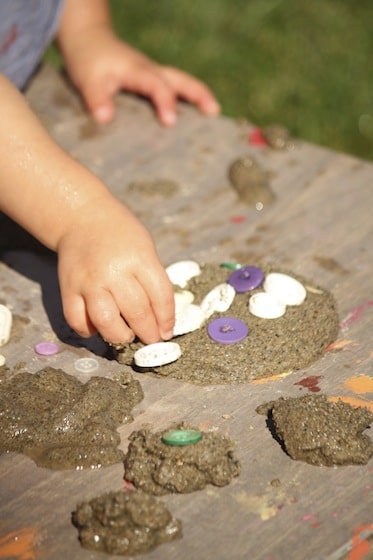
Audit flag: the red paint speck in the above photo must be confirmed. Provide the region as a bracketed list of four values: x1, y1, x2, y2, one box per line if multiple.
[295, 375, 322, 393]
[340, 301, 373, 331]
[249, 127, 268, 147]
[123, 480, 135, 492]
[230, 215, 246, 224]
[302, 513, 317, 522]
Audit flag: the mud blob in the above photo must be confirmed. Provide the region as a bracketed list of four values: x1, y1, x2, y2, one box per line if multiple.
[262, 125, 295, 150]
[257, 394, 373, 466]
[116, 264, 339, 385]
[0, 367, 143, 470]
[127, 178, 178, 197]
[123, 426, 240, 495]
[73, 490, 182, 556]
[228, 156, 275, 207]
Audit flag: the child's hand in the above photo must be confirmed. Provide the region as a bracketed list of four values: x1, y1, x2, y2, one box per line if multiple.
[57, 194, 175, 345]
[58, 25, 220, 126]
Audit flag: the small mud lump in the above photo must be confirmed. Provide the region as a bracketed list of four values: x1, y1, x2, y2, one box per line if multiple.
[73, 490, 182, 555]
[228, 155, 275, 207]
[257, 394, 373, 466]
[0, 367, 143, 469]
[124, 427, 240, 495]
[262, 125, 295, 150]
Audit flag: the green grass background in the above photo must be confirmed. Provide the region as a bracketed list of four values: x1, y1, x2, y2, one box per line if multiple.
[47, 0, 373, 160]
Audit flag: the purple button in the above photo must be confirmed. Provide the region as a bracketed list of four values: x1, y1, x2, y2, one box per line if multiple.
[34, 341, 59, 356]
[207, 317, 249, 344]
[227, 265, 264, 293]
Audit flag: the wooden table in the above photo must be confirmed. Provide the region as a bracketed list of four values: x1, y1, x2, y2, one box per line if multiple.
[0, 66, 372, 560]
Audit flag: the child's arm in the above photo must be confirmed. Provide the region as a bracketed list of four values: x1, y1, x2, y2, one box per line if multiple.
[56, 0, 220, 125]
[0, 73, 175, 345]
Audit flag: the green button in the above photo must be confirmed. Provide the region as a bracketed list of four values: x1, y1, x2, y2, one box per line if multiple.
[220, 262, 243, 270]
[162, 429, 202, 446]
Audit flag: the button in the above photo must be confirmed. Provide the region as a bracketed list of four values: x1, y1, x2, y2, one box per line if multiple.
[248, 292, 286, 319]
[134, 341, 182, 368]
[200, 283, 236, 319]
[173, 303, 205, 336]
[219, 262, 243, 270]
[263, 272, 306, 306]
[74, 357, 99, 373]
[174, 290, 195, 309]
[0, 304, 12, 347]
[34, 341, 59, 355]
[162, 429, 202, 446]
[207, 317, 249, 344]
[227, 265, 264, 293]
[0, 354, 5, 367]
[166, 260, 201, 288]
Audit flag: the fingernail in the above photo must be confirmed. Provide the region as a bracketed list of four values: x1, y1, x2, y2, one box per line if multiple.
[93, 105, 112, 124]
[162, 329, 174, 341]
[205, 100, 221, 115]
[162, 111, 176, 126]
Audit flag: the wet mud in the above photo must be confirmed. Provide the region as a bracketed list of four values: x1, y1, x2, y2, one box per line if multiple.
[124, 426, 240, 495]
[0, 367, 143, 469]
[73, 490, 182, 555]
[262, 125, 295, 150]
[116, 263, 339, 385]
[127, 179, 178, 197]
[257, 394, 373, 466]
[228, 156, 275, 207]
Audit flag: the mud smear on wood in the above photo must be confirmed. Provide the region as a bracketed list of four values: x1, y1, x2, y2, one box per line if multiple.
[228, 156, 275, 207]
[116, 263, 339, 385]
[127, 179, 179, 197]
[313, 255, 349, 275]
[0, 367, 143, 469]
[257, 394, 373, 466]
[73, 490, 181, 556]
[124, 427, 240, 495]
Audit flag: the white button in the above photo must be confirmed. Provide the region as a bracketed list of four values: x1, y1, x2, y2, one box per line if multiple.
[166, 260, 201, 288]
[173, 304, 205, 336]
[174, 290, 195, 310]
[134, 341, 182, 368]
[200, 283, 236, 319]
[74, 358, 99, 373]
[263, 272, 306, 306]
[248, 292, 286, 319]
[0, 304, 12, 347]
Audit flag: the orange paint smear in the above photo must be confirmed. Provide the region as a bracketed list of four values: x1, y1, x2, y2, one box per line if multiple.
[328, 396, 373, 414]
[326, 340, 356, 351]
[253, 371, 293, 385]
[344, 375, 373, 395]
[0, 528, 38, 560]
[349, 523, 373, 560]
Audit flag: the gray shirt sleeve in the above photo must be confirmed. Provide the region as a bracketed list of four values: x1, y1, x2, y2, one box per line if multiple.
[0, 0, 65, 89]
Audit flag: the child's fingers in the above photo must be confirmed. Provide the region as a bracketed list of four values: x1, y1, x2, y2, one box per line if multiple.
[61, 292, 97, 338]
[79, 79, 117, 124]
[121, 67, 179, 126]
[136, 267, 175, 341]
[84, 289, 136, 345]
[160, 67, 221, 116]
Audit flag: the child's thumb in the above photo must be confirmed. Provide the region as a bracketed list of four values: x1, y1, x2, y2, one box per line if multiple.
[83, 86, 116, 124]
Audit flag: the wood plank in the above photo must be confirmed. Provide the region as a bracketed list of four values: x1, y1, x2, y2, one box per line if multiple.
[0, 65, 372, 560]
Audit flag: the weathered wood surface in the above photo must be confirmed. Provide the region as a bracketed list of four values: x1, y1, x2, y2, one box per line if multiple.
[0, 66, 372, 560]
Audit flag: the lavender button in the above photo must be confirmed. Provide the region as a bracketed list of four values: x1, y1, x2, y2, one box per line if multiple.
[227, 265, 264, 293]
[34, 341, 59, 356]
[207, 317, 249, 344]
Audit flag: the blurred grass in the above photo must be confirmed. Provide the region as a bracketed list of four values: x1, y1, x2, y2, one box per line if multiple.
[46, 0, 373, 160]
